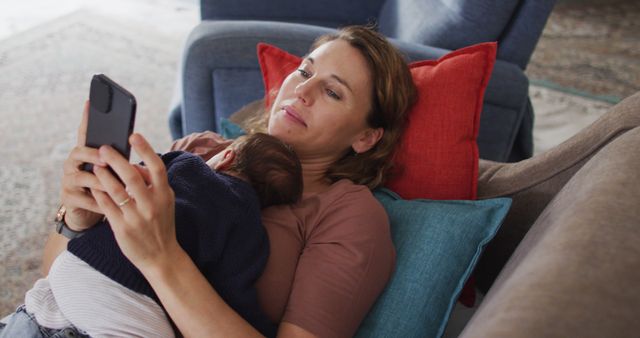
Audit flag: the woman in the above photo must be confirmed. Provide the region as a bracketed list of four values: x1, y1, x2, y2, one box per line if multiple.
[40, 26, 417, 337]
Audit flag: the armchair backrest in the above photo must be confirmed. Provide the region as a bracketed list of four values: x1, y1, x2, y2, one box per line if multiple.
[201, 0, 386, 28]
[201, 0, 556, 70]
[378, 0, 556, 69]
[496, 0, 557, 69]
[173, 1, 560, 161]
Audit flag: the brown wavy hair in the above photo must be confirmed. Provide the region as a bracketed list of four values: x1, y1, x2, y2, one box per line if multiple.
[248, 26, 416, 189]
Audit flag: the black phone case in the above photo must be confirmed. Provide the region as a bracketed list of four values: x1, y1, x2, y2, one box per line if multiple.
[83, 74, 136, 173]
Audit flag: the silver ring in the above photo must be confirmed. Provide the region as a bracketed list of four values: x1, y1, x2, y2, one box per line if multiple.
[117, 197, 131, 207]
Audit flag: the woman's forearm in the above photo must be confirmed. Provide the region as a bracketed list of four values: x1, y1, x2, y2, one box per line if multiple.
[41, 230, 69, 276]
[142, 245, 265, 338]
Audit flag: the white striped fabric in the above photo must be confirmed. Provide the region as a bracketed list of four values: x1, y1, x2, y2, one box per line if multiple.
[25, 250, 175, 338]
[25, 277, 72, 329]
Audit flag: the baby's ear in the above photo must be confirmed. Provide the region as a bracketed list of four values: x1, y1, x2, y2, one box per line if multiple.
[214, 149, 236, 171]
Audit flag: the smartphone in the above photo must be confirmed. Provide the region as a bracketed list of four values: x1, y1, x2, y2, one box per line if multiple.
[83, 74, 137, 175]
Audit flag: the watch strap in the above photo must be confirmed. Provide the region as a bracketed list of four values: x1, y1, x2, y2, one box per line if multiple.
[54, 205, 85, 239]
[55, 220, 85, 239]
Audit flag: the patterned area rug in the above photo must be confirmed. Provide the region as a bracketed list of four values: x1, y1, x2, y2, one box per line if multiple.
[0, 9, 179, 314]
[527, 0, 640, 102]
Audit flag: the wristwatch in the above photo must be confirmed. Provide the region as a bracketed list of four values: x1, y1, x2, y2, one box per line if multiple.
[54, 205, 86, 239]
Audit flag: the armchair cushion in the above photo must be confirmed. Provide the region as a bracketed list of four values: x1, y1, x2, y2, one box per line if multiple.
[355, 189, 511, 338]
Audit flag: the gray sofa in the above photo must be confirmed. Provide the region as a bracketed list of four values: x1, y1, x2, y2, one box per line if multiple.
[465, 92, 640, 337]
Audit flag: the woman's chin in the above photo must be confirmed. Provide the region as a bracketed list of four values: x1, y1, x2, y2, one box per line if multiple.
[270, 127, 296, 141]
[267, 126, 302, 149]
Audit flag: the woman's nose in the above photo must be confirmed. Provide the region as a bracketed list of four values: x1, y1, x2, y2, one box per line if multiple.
[294, 80, 314, 106]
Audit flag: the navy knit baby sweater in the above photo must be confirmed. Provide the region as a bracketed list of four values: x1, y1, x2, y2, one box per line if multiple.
[67, 151, 276, 337]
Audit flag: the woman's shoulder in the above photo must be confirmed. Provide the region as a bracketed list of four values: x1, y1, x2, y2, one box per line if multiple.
[295, 179, 390, 238]
[320, 179, 380, 209]
[332, 178, 387, 218]
[169, 131, 232, 161]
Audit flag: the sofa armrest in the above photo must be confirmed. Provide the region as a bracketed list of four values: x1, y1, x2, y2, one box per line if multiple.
[473, 92, 640, 292]
[462, 123, 640, 337]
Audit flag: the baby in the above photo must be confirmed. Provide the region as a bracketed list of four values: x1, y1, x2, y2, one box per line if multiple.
[1, 133, 302, 338]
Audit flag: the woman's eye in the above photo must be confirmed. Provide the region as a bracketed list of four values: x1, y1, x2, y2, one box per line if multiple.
[297, 69, 311, 78]
[326, 89, 341, 100]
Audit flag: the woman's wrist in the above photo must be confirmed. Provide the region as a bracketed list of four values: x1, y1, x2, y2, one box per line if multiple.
[138, 242, 264, 338]
[60, 206, 102, 232]
[138, 240, 188, 281]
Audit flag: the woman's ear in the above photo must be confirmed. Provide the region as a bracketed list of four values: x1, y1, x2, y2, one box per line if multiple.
[214, 149, 236, 171]
[352, 128, 384, 154]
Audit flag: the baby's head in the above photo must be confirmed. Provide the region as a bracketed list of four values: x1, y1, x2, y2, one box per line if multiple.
[207, 133, 303, 208]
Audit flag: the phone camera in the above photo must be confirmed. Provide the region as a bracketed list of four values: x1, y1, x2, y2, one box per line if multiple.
[90, 75, 113, 114]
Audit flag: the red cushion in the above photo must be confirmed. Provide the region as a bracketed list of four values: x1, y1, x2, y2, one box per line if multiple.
[387, 42, 497, 201]
[257, 42, 497, 307]
[257, 43, 302, 109]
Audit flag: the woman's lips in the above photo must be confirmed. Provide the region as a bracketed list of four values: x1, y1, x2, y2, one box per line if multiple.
[283, 106, 307, 127]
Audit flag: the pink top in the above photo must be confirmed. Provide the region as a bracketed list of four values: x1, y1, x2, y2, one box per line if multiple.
[171, 132, 396, 338]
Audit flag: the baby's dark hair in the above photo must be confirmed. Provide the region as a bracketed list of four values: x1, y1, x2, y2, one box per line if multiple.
[227, 133, 303, 208]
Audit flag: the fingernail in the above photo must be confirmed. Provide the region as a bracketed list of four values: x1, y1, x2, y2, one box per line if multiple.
[98, 146, 108, 160]
[130, 133, 140, 146]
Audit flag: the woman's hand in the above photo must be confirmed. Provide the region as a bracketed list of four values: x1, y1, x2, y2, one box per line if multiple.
[90, 133, 180, 273]
[60, 100, 107, 231]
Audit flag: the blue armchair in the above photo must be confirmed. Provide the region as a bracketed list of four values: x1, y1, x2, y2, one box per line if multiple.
[168, 0, 555, 161]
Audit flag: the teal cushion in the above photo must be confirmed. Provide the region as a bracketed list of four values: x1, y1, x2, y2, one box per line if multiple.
[219, 118, 247, 139]
[355, 189, 511, 338]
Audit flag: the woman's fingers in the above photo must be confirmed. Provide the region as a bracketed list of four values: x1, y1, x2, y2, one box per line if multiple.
[96, 134, 169, 213]
[129, 133, 167, 189]
[92, 165, 136, 214]
[63, 146, 106, 174]
[93, 133, 172, 234]
[62, 170, 105, 192]
[87, 133, 177, 272]
[133, 164, 152, 184]
[96, 145, 154, 211]
[77, 100, 90, 146]
[91, 188, 126, 229]
[63, 192, 103, 215]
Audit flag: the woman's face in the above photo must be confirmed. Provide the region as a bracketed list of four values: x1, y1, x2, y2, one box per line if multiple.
[268, 39, 375, 160]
